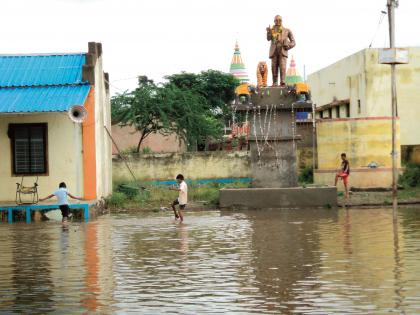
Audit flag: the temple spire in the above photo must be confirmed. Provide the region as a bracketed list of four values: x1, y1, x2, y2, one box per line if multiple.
[229, 41, 249, 83]
[285, 56, 303, 84]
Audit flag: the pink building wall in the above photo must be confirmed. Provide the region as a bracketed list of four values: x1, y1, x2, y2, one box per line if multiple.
[111, 125, 185, 154]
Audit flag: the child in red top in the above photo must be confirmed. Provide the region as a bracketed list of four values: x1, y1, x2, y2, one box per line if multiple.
[335, 153, 350, 198]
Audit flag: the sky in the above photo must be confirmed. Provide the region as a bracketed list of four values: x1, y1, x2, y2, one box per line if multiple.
[1, 0, 419, 95]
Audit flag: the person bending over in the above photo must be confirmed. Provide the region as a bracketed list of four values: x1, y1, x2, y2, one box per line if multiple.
[40, 182, 83, 223]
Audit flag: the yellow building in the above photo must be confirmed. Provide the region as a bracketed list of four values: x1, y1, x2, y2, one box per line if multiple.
[308, 47, 420, 188]
[0, 42, 112, 203]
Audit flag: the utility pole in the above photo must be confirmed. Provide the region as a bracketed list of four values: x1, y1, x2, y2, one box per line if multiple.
[387, 0, 398, 216]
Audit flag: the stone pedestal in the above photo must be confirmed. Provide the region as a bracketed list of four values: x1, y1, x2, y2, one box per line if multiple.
[236, 87, 304, 187]
[250, 140, 297, 187]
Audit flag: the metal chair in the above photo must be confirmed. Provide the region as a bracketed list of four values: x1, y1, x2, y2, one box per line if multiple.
[16, 176, 39, 205]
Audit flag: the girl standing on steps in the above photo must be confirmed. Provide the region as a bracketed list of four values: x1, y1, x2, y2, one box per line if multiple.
[334, 153, 350, 199]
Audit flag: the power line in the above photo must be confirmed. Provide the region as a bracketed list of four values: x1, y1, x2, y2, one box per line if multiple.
[369, 9, 387, 48]
[111, 76, 139, 82]
[104, 78, 127, 93]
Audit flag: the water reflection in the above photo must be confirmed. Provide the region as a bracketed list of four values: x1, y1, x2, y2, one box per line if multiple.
[287, 209, 420, 314]
[11, 224, 55, 314]
[243, 209, 337, 312]
[111, 212, 258, 313]
[0, 209, 419, 314]
[82, 221, 100, 311]
[0, 218, 116, 314]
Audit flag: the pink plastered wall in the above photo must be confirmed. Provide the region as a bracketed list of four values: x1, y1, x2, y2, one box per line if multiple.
[111, 125, 185, 154]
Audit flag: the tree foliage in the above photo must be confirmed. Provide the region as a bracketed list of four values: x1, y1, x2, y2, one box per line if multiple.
[111, 70, 238, 152]
[399, 163, 420, 187]
[111, 76, 171, 152]
[165, 70, 240, 120]
[159, 84, 223, 147]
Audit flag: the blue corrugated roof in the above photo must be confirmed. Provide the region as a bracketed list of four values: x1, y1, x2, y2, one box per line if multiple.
[0, 85, 91, 113]
[0, 53, 91, 113]
[0, 54, 87, 87]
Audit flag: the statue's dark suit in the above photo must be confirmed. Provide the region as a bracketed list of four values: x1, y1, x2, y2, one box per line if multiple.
[267, 26, 295, 86]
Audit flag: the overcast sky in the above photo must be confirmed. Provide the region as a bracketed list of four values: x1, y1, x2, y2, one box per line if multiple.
[1, 0, 419, 95]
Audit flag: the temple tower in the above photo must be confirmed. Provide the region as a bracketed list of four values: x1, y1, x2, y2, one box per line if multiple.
[229, 41, 249, 83]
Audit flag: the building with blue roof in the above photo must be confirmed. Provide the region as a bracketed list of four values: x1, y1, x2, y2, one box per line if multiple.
[0, 42, 112, 204]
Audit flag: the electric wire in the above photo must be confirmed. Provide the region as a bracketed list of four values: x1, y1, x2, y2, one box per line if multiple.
[369, 9, 387, 48]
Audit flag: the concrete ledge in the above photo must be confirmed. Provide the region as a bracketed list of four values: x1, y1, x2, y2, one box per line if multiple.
[0, 200, 103, 223]
[314, 168, 398, 189]
[219, 186, 337, 209]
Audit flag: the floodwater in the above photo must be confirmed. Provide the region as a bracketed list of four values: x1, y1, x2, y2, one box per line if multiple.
[1, 208, 420, 314]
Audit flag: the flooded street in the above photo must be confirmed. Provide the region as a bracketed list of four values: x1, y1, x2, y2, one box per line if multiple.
[1, 208, 420, 314]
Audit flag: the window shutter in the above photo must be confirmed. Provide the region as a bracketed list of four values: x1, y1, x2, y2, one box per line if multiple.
[30, 126, 45, 173]
[11, 124, 47, 175]
[14, 127, 30, 174]
[15, 139, 30, 173]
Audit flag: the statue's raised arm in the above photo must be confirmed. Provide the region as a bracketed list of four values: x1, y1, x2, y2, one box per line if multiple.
[266, 25, 273, 41]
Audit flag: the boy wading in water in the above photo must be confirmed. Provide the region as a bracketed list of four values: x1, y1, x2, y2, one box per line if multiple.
[169, 174, 188, 222]
[335, 153, 350, 198]
[40, 182, 83, 223]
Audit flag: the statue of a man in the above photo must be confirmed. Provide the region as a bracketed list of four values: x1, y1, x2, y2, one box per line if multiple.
[266, 15, 295, 87]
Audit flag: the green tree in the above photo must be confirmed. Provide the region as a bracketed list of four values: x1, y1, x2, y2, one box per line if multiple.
[159, 84, 223, 148]
[165, 70, 240, 120]
[111, 75, 226, 152]
[111, 76, 173, 152]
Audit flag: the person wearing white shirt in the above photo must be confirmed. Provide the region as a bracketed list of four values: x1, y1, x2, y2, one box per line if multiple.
[169, 174, 188, 222]
[40, 182, 83, 223]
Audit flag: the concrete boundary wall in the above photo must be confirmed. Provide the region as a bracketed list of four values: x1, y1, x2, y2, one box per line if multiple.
[219, 187, 337, 209]
[113, 151, 251, 182]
